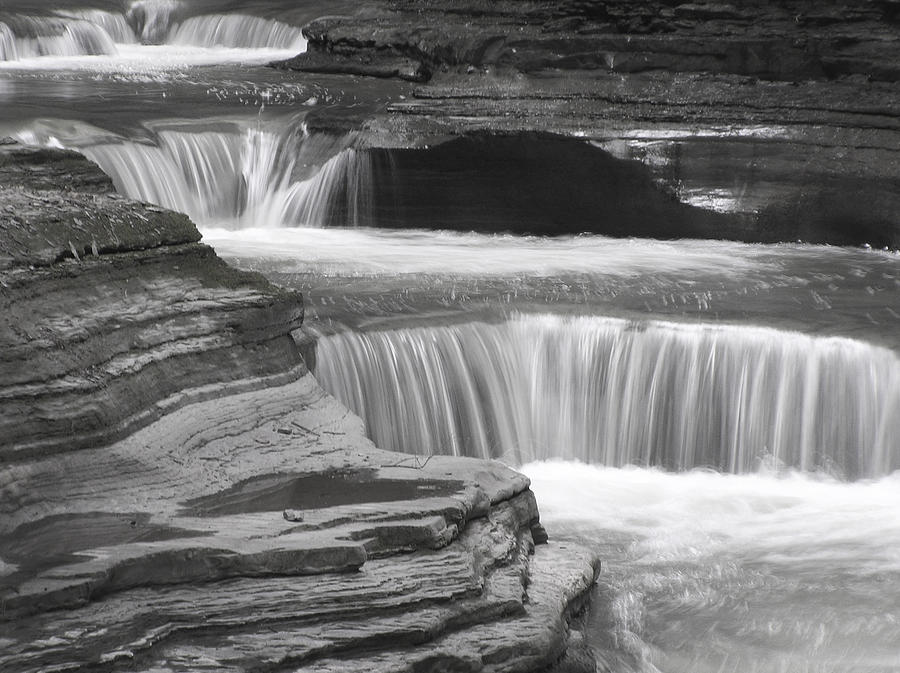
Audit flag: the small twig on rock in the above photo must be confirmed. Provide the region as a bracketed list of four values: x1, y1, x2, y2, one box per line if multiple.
[385, 454, 434, 469]
[291, 421, 319, 437]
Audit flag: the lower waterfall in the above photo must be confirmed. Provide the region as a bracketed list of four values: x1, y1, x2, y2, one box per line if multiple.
[313, 313, 900, 478]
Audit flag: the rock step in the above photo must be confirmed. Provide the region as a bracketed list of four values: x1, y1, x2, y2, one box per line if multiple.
[0, 144, 306, 462]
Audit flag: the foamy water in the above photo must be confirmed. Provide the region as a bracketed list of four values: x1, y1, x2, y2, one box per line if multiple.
[0, 43, 303, 73]
[201, 226, 775, 277]
[524, 461, 900, 673]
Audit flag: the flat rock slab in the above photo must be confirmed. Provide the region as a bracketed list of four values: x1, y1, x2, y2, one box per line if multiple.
[0, 374, 599, 672]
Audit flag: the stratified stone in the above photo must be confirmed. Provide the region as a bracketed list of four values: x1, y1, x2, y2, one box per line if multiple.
[0, 144, 305, 462]
[276, 0, 900, 247]
[0, 372, 598, 673]
[1, 142, 600, 673]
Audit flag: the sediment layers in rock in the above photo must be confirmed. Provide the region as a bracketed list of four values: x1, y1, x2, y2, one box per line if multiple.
[285, 0, 900, 83]
[1, 372, 598, 673]
[0, 143, 306, 462]
[277, 0, 900, 247]
[1, 144, 600, 672]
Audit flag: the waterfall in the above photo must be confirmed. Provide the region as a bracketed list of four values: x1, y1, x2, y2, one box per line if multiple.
[0, 22, 16, 61]
[0, 14, 118, 60]
[125, 0, 181, 44]
[80, 125, 373, 228]
[169, 15, 306, 50]
[313, 314, 900, 478]
[56, 10, 137, 44]
[0, 1, 305, 60]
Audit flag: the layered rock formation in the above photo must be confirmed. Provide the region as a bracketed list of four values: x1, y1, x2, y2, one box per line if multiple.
[0, 142, 305, 462]
[0, 144, 600, 672]
[276, 0, 900, 247]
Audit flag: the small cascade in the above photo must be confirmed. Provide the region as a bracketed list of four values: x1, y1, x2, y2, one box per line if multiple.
[125, 0, 181, 44]
[0, 1, 306, 60]
[56, 9, 137, 44]
[0, 14, 118, 61]
[0, 22, 16, 61]
[314, 314, 900, 478]
[79, 124, 373, 228]
[169, 15, 306, 50]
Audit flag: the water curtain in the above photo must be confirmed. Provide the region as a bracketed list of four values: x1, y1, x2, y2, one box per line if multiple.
[314, 314, 900, 478]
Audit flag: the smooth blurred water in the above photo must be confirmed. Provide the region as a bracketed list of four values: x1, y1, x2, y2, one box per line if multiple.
[2, 4, 900, 669]
[524, 461, 900, 673]
[313, 313, 900, 477]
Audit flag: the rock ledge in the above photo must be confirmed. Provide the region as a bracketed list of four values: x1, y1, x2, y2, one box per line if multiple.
[0, 144, 601, 673]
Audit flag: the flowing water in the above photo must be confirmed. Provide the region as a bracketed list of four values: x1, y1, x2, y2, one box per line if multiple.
[2, 2, 899, 671]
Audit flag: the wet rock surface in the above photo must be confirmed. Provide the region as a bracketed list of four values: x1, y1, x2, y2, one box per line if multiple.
[278, 0, 900, 247]
[1, 144, 306, 462]
[0, 144, 600, 672]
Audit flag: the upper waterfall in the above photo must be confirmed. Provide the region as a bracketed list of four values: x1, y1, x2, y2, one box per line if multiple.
[76, 122, 372, 228]
[0, 14, 118, 61]
[313, 314, 900, 479]
[169, 15, 306, 50]
[0, 1, 307, 61]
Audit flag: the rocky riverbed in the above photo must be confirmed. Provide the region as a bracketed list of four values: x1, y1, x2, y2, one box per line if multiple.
[0, 143, 600, 672]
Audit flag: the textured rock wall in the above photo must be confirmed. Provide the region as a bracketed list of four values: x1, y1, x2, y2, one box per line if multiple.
[0, 143, 305, 462]
[286, 0, 900, 82]
[277, 0, 900, 247]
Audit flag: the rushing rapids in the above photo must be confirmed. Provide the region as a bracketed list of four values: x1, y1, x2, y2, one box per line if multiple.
[314, 314, 900, 478]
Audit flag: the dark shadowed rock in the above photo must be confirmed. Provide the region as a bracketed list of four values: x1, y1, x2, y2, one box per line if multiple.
[276, 0, 900, 247]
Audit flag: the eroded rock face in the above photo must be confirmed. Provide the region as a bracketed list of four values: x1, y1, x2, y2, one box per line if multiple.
[0, 144, 601, 672]
[1, 372, 599, 672]
[0, 143, 305, 462]
[277, 0, 900, 247]
[285, 0, 900, 83]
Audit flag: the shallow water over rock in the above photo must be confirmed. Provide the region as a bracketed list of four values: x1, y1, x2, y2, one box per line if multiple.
[2, 1, 899, 670]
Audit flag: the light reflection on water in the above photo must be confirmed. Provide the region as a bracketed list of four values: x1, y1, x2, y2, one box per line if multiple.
[217, 224, 900, 673]
[2, 16, 899, 668]
[204, 226, 900, 350]
[524, 461, 900, 673]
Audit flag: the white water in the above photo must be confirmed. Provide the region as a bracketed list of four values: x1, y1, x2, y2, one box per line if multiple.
[202, 226, 776, 276]
[169, 15, 306, 50]
[0, 15, 117, 61]
[314, 313, 900, 477]
[126, 0, 182, 43]
[3, 13, 899, 669]
[57, 9, 137, 44]
[81, 126, 369, 227]
[11, 120, 372, 228]
[0, 0, 306, 66]
[525, 461, 900, 672]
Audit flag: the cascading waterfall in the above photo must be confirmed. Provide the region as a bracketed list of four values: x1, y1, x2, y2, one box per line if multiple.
[56, 9, 137, 44]
[0, 22, 16, 61]
[79, 124, 373, 228]
[125, 0, 182, 43]
[0, 0, 306, 60]
[313, 313, 900, 478]
[0, 14, 117, 60]
[168, 15, 307, 50]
